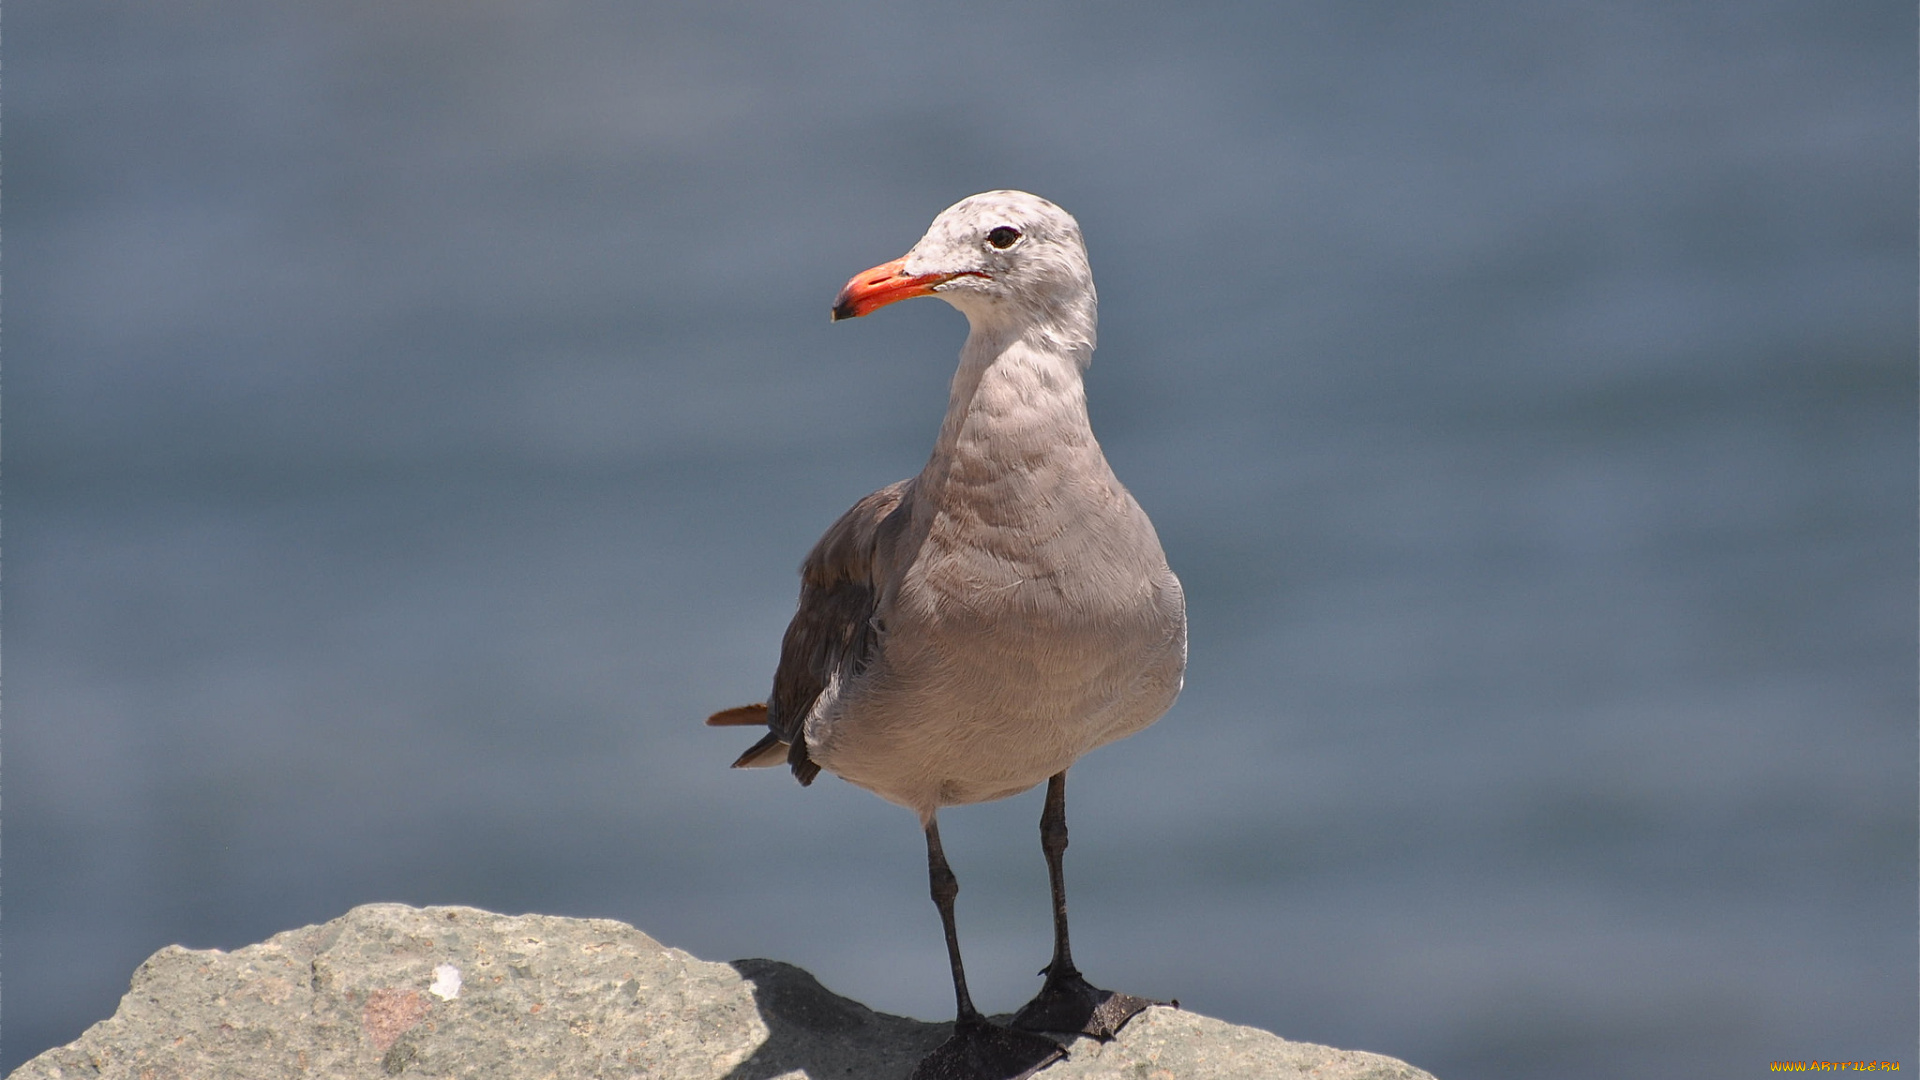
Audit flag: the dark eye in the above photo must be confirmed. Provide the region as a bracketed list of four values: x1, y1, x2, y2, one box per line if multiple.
[986, 226, 1021, 250]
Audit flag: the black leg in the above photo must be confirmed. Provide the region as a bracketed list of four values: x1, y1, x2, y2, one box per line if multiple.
[925, 816, 984, 1026]
[1010, 772, 1159, 1040]
[1038, 770, 1078, 980]
[911, 816, 1064, 1080]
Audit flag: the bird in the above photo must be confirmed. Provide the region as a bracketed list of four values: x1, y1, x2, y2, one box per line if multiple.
[708, 190, 1186, 1080]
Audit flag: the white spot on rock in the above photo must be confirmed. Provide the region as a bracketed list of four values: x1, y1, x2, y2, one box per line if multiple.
[429, 964, 462, 1000]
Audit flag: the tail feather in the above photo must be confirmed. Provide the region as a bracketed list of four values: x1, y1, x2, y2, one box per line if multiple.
[707, 703, 770, 727]
[730, 731, 791, 769]
[708, 701, 811, 778]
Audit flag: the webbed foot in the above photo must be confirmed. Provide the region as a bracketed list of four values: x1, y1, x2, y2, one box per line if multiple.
[1009, 966, 1159, 1041]
[909, 1016, 1064, 1080]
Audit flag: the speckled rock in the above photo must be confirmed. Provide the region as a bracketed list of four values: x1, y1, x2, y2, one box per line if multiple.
[9, 904, 1437, 1080]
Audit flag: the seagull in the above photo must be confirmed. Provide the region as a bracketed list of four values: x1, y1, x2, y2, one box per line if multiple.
[709, 191, 1186, 1080]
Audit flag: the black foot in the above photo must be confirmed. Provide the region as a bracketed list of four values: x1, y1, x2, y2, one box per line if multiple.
[910, 1017, 1065, 1080]
[1010, 968, 1158, 1041]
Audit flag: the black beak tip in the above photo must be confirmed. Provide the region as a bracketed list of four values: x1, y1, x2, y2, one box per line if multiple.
[830, 300, 857, 322]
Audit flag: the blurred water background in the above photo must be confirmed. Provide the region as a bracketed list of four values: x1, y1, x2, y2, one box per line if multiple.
[7, 4, 1915, 1077]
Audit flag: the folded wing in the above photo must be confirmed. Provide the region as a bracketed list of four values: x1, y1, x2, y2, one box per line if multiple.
[707, 478, 913, 785]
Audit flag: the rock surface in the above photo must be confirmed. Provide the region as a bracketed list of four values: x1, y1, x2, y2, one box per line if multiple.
[11, 904, 1436, 1080]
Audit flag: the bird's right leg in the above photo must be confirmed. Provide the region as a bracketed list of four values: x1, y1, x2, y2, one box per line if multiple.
[911, 816, 1064, 1080]
[928, 816, 985, 1028]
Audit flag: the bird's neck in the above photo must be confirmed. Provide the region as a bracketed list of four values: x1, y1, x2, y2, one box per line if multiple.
[925, 323, 1101, 485]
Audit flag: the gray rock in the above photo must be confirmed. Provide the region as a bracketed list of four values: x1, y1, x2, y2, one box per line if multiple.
[10, 904, 1437, 1080]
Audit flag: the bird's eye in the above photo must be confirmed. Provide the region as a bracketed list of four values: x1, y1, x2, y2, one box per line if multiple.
[986, 226, 1021, 250]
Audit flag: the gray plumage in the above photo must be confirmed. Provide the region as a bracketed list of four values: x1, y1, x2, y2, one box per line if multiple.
[712, 190, 1186, 823]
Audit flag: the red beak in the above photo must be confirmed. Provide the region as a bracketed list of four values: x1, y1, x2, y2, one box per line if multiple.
[831, 257, 963, 321]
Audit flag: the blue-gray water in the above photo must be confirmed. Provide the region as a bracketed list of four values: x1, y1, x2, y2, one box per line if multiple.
[8, 4, 1914, 1077]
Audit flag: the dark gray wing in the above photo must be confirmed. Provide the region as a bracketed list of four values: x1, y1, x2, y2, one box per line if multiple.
[767, 478, 912, 785]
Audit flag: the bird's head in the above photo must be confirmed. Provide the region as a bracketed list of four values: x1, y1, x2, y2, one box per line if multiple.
[832, 191, 1097, 352]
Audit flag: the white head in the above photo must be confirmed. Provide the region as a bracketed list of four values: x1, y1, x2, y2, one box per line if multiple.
[832, 190, 1097, 355]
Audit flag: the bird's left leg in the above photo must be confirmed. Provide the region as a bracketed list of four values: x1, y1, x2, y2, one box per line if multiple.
[1010, 770, 1160, 1040]
[911, 815, 1064, 1080]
